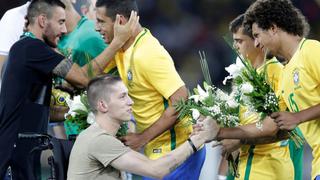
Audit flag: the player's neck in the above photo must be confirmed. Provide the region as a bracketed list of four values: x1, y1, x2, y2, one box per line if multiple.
[252, 52, 265, 69]
[121, 25, 143, 51]
[28, 26, 44, 41]
[95, 115, 120, 136]
[279, 34, 303, 61]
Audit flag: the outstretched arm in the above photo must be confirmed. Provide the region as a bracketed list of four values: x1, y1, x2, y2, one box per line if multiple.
[240, 129, 289, 144]
[218, 130, 289, 156]
[194, 116, 282, 143]
[111, 133, 204, 179]
[216, 116, 279, 140]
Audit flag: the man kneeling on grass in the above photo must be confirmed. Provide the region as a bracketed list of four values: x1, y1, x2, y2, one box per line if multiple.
[67, 74, 218, 180]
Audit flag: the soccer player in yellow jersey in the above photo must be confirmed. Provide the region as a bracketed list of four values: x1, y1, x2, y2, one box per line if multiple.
[244, 0, 320, 179]
[94, 0, 205, 179]
[215, 14, 294, 180]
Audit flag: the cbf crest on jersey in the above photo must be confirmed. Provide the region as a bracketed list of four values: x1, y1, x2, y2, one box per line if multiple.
[127, 69, 134, 87]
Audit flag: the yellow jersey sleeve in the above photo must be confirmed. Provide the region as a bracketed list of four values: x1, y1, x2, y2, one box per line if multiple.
[302, 40, 320, 84]
[103, 59, 117, 74]
[136, 44, 185, 100]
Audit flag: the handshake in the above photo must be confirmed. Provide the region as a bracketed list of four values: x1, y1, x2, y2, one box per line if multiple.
[191, 117, 221, 144]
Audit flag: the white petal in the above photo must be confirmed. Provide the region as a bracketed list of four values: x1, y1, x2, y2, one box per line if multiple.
[191, 109, 200, 120]
[197, 85, 207, 97]
[189, 95, 200, 103]
[86, 112, 96, 124]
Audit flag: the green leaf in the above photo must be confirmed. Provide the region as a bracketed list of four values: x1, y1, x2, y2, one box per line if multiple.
[116, 122, 129, 137]
[73, 109, 88, 115]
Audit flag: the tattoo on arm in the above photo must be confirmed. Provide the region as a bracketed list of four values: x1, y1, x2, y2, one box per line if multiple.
[53, 57, 73, 78]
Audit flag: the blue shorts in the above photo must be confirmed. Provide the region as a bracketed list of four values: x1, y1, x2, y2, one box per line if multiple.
[143, 146, 206, 180]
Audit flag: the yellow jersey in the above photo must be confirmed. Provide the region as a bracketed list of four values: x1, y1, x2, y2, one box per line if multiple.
[236, 58, 294, 180]
[113, 28, 192, 159]
[280, 38, 320, 179]
[103, 59, 117, 75]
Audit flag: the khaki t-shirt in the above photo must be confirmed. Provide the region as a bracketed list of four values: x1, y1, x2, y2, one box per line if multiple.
[67, 123, 130, 180]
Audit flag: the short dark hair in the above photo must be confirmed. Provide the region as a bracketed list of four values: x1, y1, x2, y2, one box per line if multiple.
[244, 0, 309, 37]
[87, 74, 121, 113]
[26, 0, 66, 25]
[60, 0, 73, 10]
[229, 14, 253, 39]
[95, 0, 138, 21]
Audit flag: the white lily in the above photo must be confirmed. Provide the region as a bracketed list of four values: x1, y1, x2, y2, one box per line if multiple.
[68, 95, 87, 112]
[227, 99, 238, 108]
[87, 112, 96, 124]
[235, 56, 245, 68]
[241, 82, 254, 94]
[222, 75, 232, 85]
[223, 57, 245, 84]
[64, 111, 77, 119]
[212, 105, 221, 114]
[197, 85, 209, 101]
[191, 108, 200, 120]
[225, 63, 242, 77]
[216, 89, 229, 101]
[189, 95, 200, 103]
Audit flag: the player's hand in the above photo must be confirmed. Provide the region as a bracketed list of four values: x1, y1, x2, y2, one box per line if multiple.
[271, 111, 300, 131]
[113, 11, 140, 47]
[119, 132, 146, 151]
[220, 139, 241, 156]
[193, 116, 220, 142]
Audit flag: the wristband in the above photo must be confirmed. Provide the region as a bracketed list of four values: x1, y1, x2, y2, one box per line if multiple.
[187, 138, 197, 153]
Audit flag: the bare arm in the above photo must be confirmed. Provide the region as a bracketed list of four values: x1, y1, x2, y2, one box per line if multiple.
[111, 134, 203, 179]
[296, 104, 320, 123]
[217, 132, 288, 161]
[218, 130, 289, 154]
[240, 129, 289, 145]
[121, 86, 188, 150]
[216, 116, 279, 141]
[63, 40, 122, 88]
[216, 130, 289, 156]
[53, 11, 139, 88]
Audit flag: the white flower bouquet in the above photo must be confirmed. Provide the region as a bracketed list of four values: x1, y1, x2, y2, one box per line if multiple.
[176, 82, 240, 128]
[223, 38, 304, 147]
[175, 83, 240, 177]
[65, 92, 94, 131]
[175, 51, 240, 177]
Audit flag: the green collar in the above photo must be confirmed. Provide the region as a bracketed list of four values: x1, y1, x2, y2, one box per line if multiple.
[23, 32, 37, 39]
